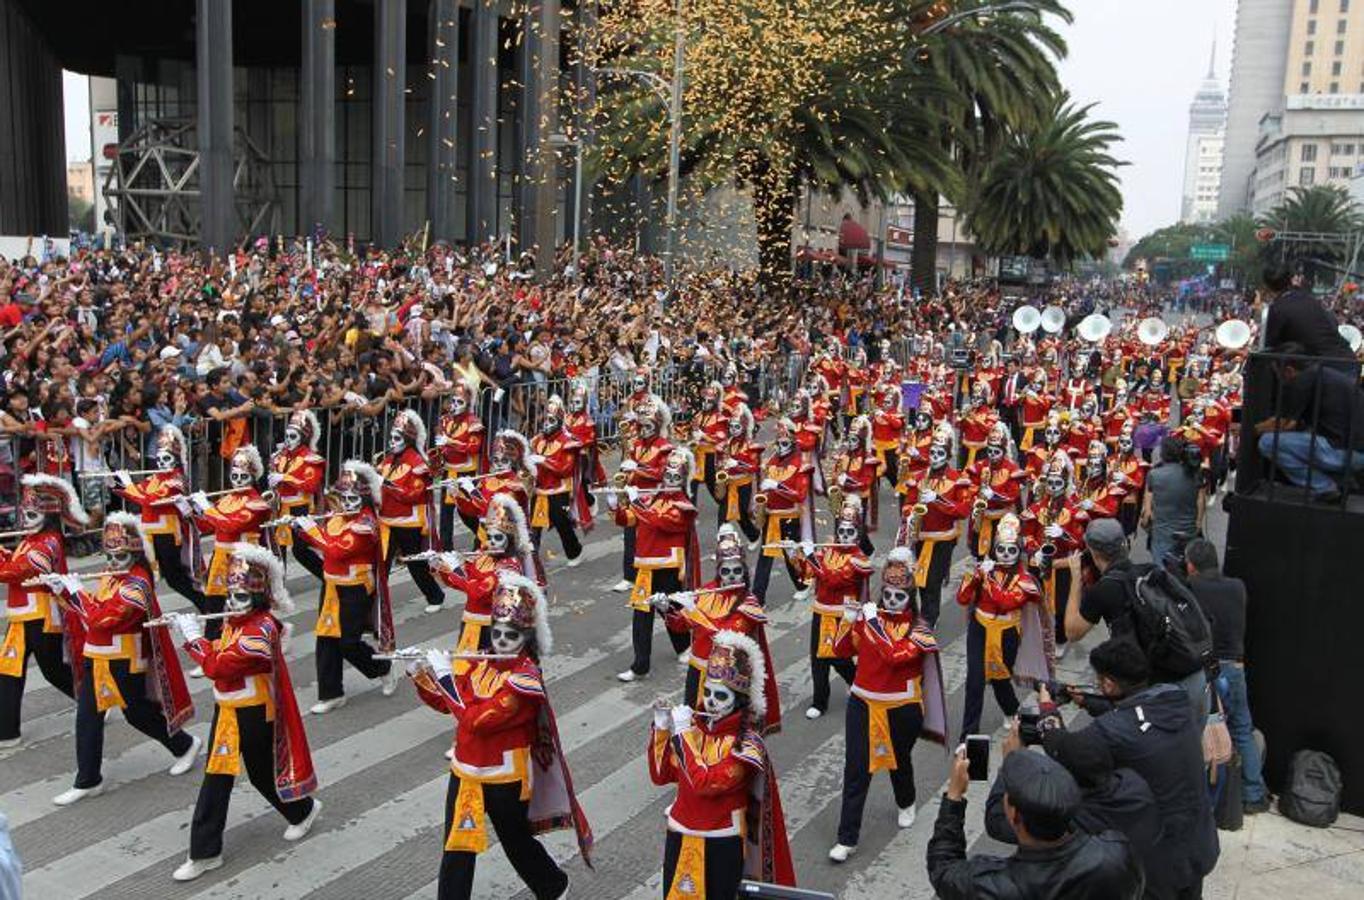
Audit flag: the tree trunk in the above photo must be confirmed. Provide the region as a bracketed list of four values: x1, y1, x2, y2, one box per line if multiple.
[911, 189, 939, 296]
[752, 168, 796, 299]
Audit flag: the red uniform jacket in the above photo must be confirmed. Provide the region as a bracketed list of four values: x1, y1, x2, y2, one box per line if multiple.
[760, 449, 811, 516]
[437, 412, 485, 476]
[1020, 497, 1087, 558]
[625, 435, 674, 489]
[615, 491, 696, 569]
[0, 531, 67, 633]
[196, 488, 271, 544]
[272, 447, 325, 507]
[956, 568, 1041, 616]
[851, 612, 933, 703]
[439, 552, 525, 621]
[648, 711, 764, 837]
[117, 469, 189, 538]
[299, 510, 381, 577]
[454, 472, 530, 522]
[901, 468, 971, 539]
[378, 446, 433, 530]
[416, 656, 545, 775]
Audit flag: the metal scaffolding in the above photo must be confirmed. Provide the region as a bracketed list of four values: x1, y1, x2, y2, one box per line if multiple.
[101, 117, 278, 246]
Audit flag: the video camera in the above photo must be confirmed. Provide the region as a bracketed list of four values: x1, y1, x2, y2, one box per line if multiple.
[1016, 681, 1107, 746]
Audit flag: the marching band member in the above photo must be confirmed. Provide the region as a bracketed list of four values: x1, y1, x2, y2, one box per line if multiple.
[0, 475, 87, 747]
[895, 400, 936, 498]
[870, 385, 905, 490]
[454, 429, 534, 524]
[752, 419, 813, 603]
[1103, 381, 1135, 449]
[791, 497, 873, 721]
[378, 409, 446, 613]
[41, 513, 199, 805]
[1017, 375, 1053, 451]
[719, 363, 750, 415]
[965, 422, 1025, 559]
[611, 448, 697, 682]
[716, 402, 763, 544]
[788, 387, 824, 460]
[1020, 451, 1088, 663]
[954, 513, 1047, 741]
[1065, 399, 1102, 477]
[690, 382, 730, 504]
[408, 573, 591, 900]
[112, 424, 206, 616]
[268, 409, 327, 577]
[648, 630, 796, 898]
[956, 383, 999, 468]
[612, 397, 674, 594]
[434, 381, 486, 550]
[1111, 424, 1149, 537]
[828, 548, 948, 863]
[1022, 412, 1065, 486]
[294, 461, 397, 714]
[1141, 368, 1171, 423]
[564, 381, 607, 495]
[655, 525, 780, 733]
[831, 415, 881, 542]
[433, 494, 538, 655]
[897, 423, 971, 627]
[1076, 440, 1124, 520]
[187, 446, 272, 649]
[618, 366, 655, 459]
[167, 545, 319, 882]
[528, 395, 587, 566]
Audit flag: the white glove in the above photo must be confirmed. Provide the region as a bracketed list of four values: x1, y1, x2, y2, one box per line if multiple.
[670, 704, 694, 733]
[906, 447, 920, 459]
[800, 540, 816, 556]
[113, 469, 133, 488]
[405, 658, 426, 678]
[38, 572, 67, 593]
[1112, 472, 1128, 485]
[189, 490, 211, 513]
[653, 704, 671, 730]
[1044, 524, 1064, 539]
[1030, 551, 1044, 568]
[861, 602, 879, 621]
[980, 486, 994, 501]
[455, 476, 476, 494]
[529, 454, 547, 466]
[619, 460, 639, 472]
[293, 515, 317, 532]
[842, 602, 859, 623]
[1079, 499, 1094, 511]
[61, 574, 85, 596]
[978, 559, 996, 575]
[267, 472, 285, 488]
[919, 489, 938, 504]
[759, 478, 778, 491]
[605, 491, 620, 511]
[432, 551, 461, 572]
[435, 434, 450, 447]
[173, 612, 204, 644]
[673, 592, 696, 612]
[625, 485, 640, 504]
[425, 648, 453, 680]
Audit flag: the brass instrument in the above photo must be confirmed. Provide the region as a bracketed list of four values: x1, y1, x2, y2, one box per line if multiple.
[22, 568, 129, 588]
[145, 610, 238, 627]
[1038, 542, 1057, 572]
[612, 471, 629, 488]
[906, 502, 928, 543]
[970, 497, 988, 531]
[827, 484, 845, 512]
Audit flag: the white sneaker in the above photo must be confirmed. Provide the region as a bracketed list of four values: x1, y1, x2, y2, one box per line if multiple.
[805, 707, 823, 720]
[828, 843, 856, 863]
[616, 669, 641, 683]
[677, 650, 692, 666]
[172, 856, 223, 882]
[381, 668, 399, 697]
[169, 734, 202, 776]
[793, 586, 813, 602]
[188, 665, 205, 678]
[898, 805, 917, 829]
[747, 539, 761, 552]
[1054, 643, 1069, 662]
[310, 696, 347, 715]
[443, 747, 454, 761]
[612, 579, 633, 592]
[54, 783, 105, 806]
[283, 798, 322, 841]
[0, 736, 21, 749]
[566, 555, 583, 568]
[424, 603, 443, 614]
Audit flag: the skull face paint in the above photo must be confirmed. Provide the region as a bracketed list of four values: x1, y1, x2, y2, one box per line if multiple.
[225, 590, 254, 615]
[929, 443, 949, 470]
[1118, 435, 1133, 454]
[717, 561, 747, 588]
[1043, 426, 1061, 447]
[337, 489, 364, 513]
[543, 413, 562, 435]
[489, 623, 527, 656]
[485, 528, 510, 555]
[389, 428, 407, 455]
[156, 449, 178, 471]
[568, 393, 585, 414]
[229, 465, 254, 488]
[986, 444, 1005, 462]
[728, 416, 745, 438]
[449, 395, 468, 416]
[775, 435, 794, 457]
[1045, 473, 1067, 496]
[284, 426, 303, 451]
[835, 520, 859, 545]
[881, 585, 913, 614]
[702, 684, 736, 718]
[914, 411, 933, 431]
[993, 542, 1020, 567]
[631, 374, 649, 394]
[639, 417, 659, 440]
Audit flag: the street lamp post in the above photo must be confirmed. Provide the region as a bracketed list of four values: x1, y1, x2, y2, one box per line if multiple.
[548, 132, 584, 282]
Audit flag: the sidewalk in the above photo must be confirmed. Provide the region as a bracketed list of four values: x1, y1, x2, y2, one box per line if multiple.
[1206, 807, 1364, 899]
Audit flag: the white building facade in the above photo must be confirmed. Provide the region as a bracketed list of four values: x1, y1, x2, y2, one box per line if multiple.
[1181, 54, 1228, 224]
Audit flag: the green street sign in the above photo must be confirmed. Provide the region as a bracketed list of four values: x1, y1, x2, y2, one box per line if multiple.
[1190, 244, 1230, 262]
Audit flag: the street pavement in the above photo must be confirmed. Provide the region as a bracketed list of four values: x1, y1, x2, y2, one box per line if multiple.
[4, 467, 1147, 900]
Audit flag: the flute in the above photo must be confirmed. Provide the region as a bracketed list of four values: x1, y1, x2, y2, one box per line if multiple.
[431, 472, 509, 490]
[144, 610, 237, 627]
[397, 549, 465, 565]
[263, 510, 362, 528]
[0, 528, 37, 541]
[372, 648, 517, 661]
[79, 469, 161, 480]
[22, 568, 128, 588]
[150, 486, 251, 508]
[761, 540, 857, 551]
[589, 486, 664, 496]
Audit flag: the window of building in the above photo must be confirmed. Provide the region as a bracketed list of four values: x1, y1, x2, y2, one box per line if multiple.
[1333, 60, 1344, 75]
[1301, 167, 1317, 185]
[1336, 40, 1346, 55]
[1303, 60, 1313, 76]
[1331, 81, 1341, 92]
[1338, 18, 1348, 33]
[1302, 81, 1312, 93]
[1311, 0, 1319, 12]
[1302, 143, 1319, 161]
[1310, 18, 1319, 34]
[1342, 0, 1350, 12]
[1332, 142, 1356, 154]
[1306, 40, 1315, 56]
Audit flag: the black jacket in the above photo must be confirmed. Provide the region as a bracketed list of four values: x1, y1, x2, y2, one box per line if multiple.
[928, 797, 1145, 900]
[1045, 683, 1219, 899]
[1264, 289, 1355, 360]
[984, 765, 1161, 864]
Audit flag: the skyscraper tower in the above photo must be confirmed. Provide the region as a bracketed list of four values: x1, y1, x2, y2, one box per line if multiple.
[1217, 0, 1294, 218]
[1182, 40, 1228, 224]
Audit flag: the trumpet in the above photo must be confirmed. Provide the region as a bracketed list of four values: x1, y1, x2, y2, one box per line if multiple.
[79, 469, 162, 480]
[970, 497, 988, 531]
[1037, 542, 1057, 572]
[905, 503, 928, 543]
[372, 648, 518, 662]
[22, 568, 129, 588]
[144, 610, 238, 627]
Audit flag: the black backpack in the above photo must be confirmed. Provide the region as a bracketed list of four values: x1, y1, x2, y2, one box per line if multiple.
[1280, 750, 1343, 828]
[1113, 565, 1214, 679]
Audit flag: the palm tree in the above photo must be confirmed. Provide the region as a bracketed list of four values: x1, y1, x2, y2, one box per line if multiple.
[963, 96, 1124, 265]
[1262, 185, 1363, 279]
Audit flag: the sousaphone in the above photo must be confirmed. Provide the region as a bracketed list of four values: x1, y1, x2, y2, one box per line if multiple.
[1076, 314, 1112, 343]
[1012, 305, 1042, 334]
[1040, 306, 1066, 334]
[1214, 319, 1252, 351]
[1137, 317, 1169, 347]
[1340, 323, 1363, 353]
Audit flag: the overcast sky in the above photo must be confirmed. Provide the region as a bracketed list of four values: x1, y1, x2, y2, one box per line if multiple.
[63, 0, 1238, 241]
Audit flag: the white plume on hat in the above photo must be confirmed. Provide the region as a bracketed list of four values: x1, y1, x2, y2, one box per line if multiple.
[21, 473, 89, 526]
[394, 409, 428, 457]
[710, 629, 766, 719]
[289, 409, 321, 451]
[232, 444, 265, 480]
[495, 429, 536, 479]
[104, 511, 154, 560]
[483, 492, 532, 552]
[343, 460, 384, 506]
[494, 570, 552, 655]
[886, 546, 914, 566]
[157, 424, 191, 474]
[225, 542, 294, 615]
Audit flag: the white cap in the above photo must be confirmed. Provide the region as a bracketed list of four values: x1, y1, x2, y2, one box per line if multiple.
[159, 346, 182, 360]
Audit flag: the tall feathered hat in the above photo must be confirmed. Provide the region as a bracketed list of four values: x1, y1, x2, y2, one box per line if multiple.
[287, 409, 321, 451]
[226, 543, 294, 614]
[156, 424, 190, 473]
[847, 414, 873, 453]
[493, 429, 536, 478]
[730, 402, 756, 439]
[336, 460, 383, 505]
[714, 523, 748, 568]
[706, 630, 767, 718]
[663, 446, 694, 486]
[393, 409, 428, 455]
[491, 570, 552, 654]
[230, 444, 264, 480]
[21, 473, 90, 527]
[882, 546, 916, 591]
[103, 511, 153, 559]
[995, 512, 1022, 550]
[481, 492, 531, 552]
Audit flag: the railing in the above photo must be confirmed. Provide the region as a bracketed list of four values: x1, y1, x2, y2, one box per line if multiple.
[1233, 351, 1363, 507]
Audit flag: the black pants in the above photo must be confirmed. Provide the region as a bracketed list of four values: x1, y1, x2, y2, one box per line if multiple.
[1050, 567, 1073, 648]
[663, 831, 744, 900]
[385, 525, 445, 607]
[959, 616, 1021, 740]
[837, 695, 922, 846]
[752, 517, 806, 603]
[438, 777, 567, 900]
[189, 704, 314, 859]
[439, 502, 481, 553]
[292, 538, 324, 581]
[0, 620, 74, 739]
[629, 569, 689, 676]
[914, 539, 957, 627]
[808, 616, 856, 714]
[75, 658, 193, 788]
[532, 493, 582, 561]
[315, 583, 392, 700]
[621, 525, 637, 582]
[881, 449, 900, 490]
[716, 482, 760, 543]
[153, 532, 213, 635]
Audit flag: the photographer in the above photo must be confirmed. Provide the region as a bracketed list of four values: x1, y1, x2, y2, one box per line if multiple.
[1140, 435, 1205, 570]
[1037, 639, 1218, 900]
[927, 744, 1144, 899]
